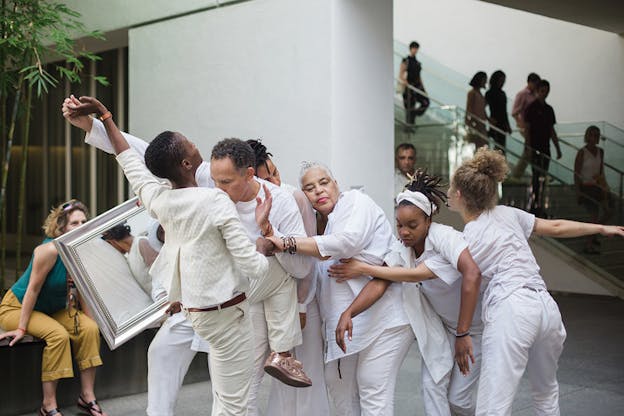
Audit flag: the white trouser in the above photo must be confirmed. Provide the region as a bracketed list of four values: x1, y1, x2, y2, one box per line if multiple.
[188, 299, 254, 416]
[325, 324, 414, 416]
[147, 316, 204, 416]
[476, 288, 566, 416]
[422, 332, 482, 416]
[247, 259, 302, 416]
[266, 299, 331, 416]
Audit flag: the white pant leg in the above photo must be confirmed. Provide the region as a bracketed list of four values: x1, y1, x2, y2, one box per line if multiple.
[357, 325, 414, 416]
[266, 299, 330, 416]
[421, 358, 452, 416]
[188, 300, 254, 416]
[248, 302, 271, 416]
[325, 354, 360, 416]
[476, 289, 544, 416]
[525, 292, 566, 416]
[147, 315, 199, 416]
[447, 332, 481, 416]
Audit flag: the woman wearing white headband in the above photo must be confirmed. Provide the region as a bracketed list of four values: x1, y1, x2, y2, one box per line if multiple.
[328, 170, 483, 416]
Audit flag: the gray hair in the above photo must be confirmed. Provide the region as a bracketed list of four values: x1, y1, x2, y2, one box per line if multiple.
[299, 161, 335, 188]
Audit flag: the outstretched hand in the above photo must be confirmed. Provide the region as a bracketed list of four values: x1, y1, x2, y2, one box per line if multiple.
[601, 225, 624, 238]
[328, 258, 366, 282]
[255, 184, 273, 235]
[335, 310, 354, 353]
[454, 335, 475, 376]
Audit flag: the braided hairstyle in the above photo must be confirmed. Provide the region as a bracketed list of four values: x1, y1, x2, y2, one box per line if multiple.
[102, 223, 132, 241]
[246, 139, 273, 172]
[399, 169, 447, 216]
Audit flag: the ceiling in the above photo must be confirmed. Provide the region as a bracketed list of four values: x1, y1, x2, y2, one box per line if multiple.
[482, 0, 624, 34]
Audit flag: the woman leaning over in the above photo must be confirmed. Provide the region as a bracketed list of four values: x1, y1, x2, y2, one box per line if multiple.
[267, 162, 412, 416]
[0, 200, 108, 416]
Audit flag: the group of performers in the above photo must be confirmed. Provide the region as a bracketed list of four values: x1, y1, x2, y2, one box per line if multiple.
[0, 94, 622, 416]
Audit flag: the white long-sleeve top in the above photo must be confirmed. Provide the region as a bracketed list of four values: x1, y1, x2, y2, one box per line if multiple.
[116, 148, 268, 308]
[85, 118, 214, 188]
[314, 190, 409, 362]
[235, 178, 313, 282]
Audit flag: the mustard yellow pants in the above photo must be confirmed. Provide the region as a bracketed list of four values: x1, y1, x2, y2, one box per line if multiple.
[0, 290, 103, 381]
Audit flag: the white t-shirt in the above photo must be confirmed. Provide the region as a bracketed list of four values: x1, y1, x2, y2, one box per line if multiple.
[314, 190, 409, 362]
[462, 205, 545, 316]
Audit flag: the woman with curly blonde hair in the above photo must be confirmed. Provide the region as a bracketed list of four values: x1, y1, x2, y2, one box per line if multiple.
[447, 148, 624, 415]
[0, 200, 108, 416]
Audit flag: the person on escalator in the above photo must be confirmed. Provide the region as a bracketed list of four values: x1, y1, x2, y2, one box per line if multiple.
[399, 41, 430, 124]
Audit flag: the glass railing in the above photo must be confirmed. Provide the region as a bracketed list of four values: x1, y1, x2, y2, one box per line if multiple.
[394, 83, 624, 287]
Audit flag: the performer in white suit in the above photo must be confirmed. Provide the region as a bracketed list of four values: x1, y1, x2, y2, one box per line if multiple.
[446, 147, 624, 415]
[64, 96, 270, 416]
[267, 162, 412, 416]
[329, 171, 482, 416]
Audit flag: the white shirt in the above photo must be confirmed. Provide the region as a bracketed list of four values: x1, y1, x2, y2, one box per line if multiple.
[116, 149, 268, 308]
[462, 205, 544, 320]
[85, 118, 215, 188]
[235, 178, 313, 282]
[314, 190, 409, 362]
[394, 169, 410, 197]
[127, 236, 153, 297]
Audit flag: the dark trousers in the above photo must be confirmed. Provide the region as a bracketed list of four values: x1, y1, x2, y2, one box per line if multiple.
[402, 85, 430, 124]
[489, 129, 506, 154]
[531, 151, 550, 215]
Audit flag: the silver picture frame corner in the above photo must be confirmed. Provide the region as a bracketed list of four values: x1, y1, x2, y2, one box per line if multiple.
[54, 197, 168, 350]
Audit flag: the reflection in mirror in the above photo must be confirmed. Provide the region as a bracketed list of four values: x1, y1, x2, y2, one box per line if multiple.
[55, 197, 169, 349]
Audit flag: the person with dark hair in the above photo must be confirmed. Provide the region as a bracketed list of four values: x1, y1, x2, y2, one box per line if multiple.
[64, 96, 270, 416]
[245, 139, 330, 416]
[0, 200, 109, 416]
[511, 72, 541, 178]
[465, 71, 489, 148]
[524, 79, 562, 217]
[485, 70, 511, 153]
[329, 170, 483, 416]
[399, 41, 430, 124]
[101, 222, 159, 296]
[446, 147, 624, 415]
[574, 125, 611, 253]
[211, 138, 315, 414]
[394, 143, 417, 195]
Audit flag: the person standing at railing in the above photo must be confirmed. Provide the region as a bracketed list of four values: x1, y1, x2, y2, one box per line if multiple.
[485, 70, 512, 154]
[510, 73, 541, 179]
[465, 71, 489, 149]
[399, 41, 430, 124]
[574, 125, 612, 253]
[524, 79, 562, 218]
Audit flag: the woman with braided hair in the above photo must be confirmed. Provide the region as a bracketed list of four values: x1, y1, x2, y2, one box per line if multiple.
[328, 170, 483, 416]
[446, 147, 624, 414]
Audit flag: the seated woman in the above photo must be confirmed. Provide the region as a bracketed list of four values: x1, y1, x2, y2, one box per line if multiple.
[102, 222, 159, 296]
[328, 171, 482, 416]
[266, 161, 412, 416]
[0, 200, 108, 416]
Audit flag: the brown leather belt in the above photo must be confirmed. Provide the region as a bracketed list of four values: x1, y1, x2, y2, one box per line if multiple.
[186, 293, 246, 312]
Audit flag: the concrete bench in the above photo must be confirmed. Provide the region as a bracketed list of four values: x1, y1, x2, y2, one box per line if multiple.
[0, 327, 44, 346]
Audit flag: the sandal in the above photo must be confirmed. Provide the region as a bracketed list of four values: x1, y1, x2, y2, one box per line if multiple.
[77, 395, 106, 416]
[39, 407, 62, 416]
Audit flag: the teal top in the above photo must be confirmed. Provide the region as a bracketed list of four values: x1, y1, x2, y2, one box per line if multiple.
[11, 238, 68, 315]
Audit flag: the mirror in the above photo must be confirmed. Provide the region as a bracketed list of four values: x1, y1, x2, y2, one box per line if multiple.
[55, 197, 168, 349]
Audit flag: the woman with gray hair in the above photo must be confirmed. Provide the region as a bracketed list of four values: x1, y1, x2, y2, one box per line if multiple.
[266, 161, 412, 416]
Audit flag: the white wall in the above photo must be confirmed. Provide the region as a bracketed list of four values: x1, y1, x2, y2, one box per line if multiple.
[129, 0, 395, 216]
[394, 0, 624, 129]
